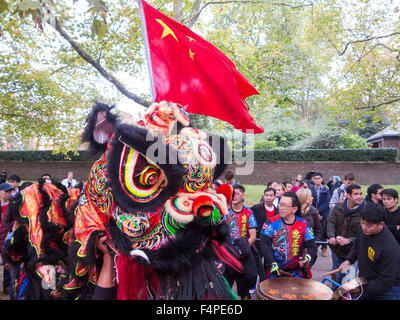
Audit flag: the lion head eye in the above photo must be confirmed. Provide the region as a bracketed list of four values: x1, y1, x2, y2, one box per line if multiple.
[139, 166, 159, 186]
[119, 145, 166, 203]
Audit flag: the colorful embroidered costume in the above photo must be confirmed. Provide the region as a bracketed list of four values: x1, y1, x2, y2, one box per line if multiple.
[261, 216, 315, 278]
[6, 101, 241, 300]
[5, 181, 79, 299]
[225, 206, 257, 243]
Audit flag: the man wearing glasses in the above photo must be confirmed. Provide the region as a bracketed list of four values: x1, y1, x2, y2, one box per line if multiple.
[260, 192, 316, 279]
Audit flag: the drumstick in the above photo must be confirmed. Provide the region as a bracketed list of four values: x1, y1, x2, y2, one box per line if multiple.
[322, 268, 341, 277]
[279, 270, 294, 277]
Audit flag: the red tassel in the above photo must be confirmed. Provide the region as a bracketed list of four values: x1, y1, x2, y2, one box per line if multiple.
[211, 240, 243, 273]
[216, 184, 234, 203]
[116, 253, 160, 300]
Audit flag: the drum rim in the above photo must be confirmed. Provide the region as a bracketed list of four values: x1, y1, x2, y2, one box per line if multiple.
[257, 277, 333, 300]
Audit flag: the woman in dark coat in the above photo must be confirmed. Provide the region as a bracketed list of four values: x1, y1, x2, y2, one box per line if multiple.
[296, 188, 323, 266]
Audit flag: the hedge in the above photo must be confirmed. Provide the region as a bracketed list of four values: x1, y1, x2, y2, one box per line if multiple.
[235, 148, 399, 162]
[0, 148, 398, 162]
[0, 150, 99, 162]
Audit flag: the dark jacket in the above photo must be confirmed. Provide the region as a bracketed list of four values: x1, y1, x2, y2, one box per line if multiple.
[250, 203, 278, 254]
[347, 226, 400, 298]
[250, 204, 278, 236]
[327, 180, 342, 197]
[385, 207, 400, 245]
[310, 185, 331, 219]
[327, 199, 365, 258]
[300, 205, 323, 242]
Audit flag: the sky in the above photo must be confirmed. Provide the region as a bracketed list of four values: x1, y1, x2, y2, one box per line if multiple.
[114, 70, 149, 119]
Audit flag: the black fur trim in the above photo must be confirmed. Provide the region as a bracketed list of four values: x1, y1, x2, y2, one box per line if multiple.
[107, 218, 134, 256]
[106, 123, 186, 213]
[56, 231, 103, 300]
[7, 192, 23, 224]
[82, 102, 119, 155]
[142, 217, 234, 299]
[145, 217, 231, 274]
[207, 133, 229, 179]
[52, 181, 76, 230]
[6, 186, 40, 272]
[85, 230, 105, 267]
[37, 181, 70, 266]
[2, 225, 28, 266]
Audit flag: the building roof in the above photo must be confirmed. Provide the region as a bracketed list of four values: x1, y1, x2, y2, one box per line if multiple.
[367, 124, 400, 142]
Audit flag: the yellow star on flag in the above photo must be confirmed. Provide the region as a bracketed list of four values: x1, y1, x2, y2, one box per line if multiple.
[187, 36, 196, 42]
[155, 19, 178, 41]
[189, 49, 195, 61]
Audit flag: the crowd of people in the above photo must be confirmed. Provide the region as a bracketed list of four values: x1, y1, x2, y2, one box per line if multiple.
[212, 169, 400, 300]
[0, 168, 399, 300]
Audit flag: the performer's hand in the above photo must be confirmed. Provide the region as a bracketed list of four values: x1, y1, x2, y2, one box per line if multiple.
[96, 233, 110, 256]
[328, 237, 337, 245]
[336, 236, 351, 246]
[299, 254, 311, 268]
[341, 281, 361, 297]
[270, 262, 280, 276]
[338, 260, 351, 273]
[4, 263, 11, 271]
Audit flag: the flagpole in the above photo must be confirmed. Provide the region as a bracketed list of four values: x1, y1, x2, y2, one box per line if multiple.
[138, 0, 155, 102]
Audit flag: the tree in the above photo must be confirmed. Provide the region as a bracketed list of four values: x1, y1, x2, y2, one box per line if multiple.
[325, 0, 400, 125]
[0, 0, 249, 150]
[1, 0, 398, 153]
[204, 0, 338, 133]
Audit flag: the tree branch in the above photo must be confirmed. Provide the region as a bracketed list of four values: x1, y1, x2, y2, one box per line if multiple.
[183, 0, 313, 28]
[0, 111, 30, 118]
[174, 0, 184, 23]
[51, 18, 151, 107]
[339, 31, 400, 56]
[355, 97, 400, 110]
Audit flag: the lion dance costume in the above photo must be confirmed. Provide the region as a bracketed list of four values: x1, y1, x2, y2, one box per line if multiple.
[5, 101, 242, 300]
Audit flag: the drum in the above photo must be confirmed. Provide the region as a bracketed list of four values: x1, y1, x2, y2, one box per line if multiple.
[254, 277, 333, 300]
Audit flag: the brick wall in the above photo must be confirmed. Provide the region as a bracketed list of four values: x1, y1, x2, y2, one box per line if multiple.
[1, 160, 400, 185]
[230, 161, 400, 185]
[382, 137, 400, 149]
[0, 161, 94, 183]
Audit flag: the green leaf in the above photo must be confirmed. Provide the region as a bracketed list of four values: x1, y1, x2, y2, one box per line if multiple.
[91, 19, 108, 39]
[0, 0, 8, 13]
[18, 0, 41, 11]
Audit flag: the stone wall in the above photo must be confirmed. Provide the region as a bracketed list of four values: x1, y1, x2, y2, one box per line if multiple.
[1, 160, 400, 185]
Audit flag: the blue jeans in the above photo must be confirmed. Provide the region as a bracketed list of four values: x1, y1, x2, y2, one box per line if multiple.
[9, 266, 18, 300]
[330, 251, 359, 285]
[331, 250, 346, 284]
[362, 285, 400, 300]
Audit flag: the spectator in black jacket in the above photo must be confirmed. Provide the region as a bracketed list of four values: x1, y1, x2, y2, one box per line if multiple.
[310, 172, 331, 257]
[339, 203, 400, 300]
[250, 187, 278, 257]
[365, 184, 384, 208]
[381, 188, 400, 245]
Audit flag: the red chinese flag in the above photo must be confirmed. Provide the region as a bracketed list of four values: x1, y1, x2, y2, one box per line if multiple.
[139, 0, 264, 134]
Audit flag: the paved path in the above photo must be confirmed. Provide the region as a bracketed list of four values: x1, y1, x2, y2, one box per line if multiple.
[0, 258, 9, 300]
[312, 246, 333, 283]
